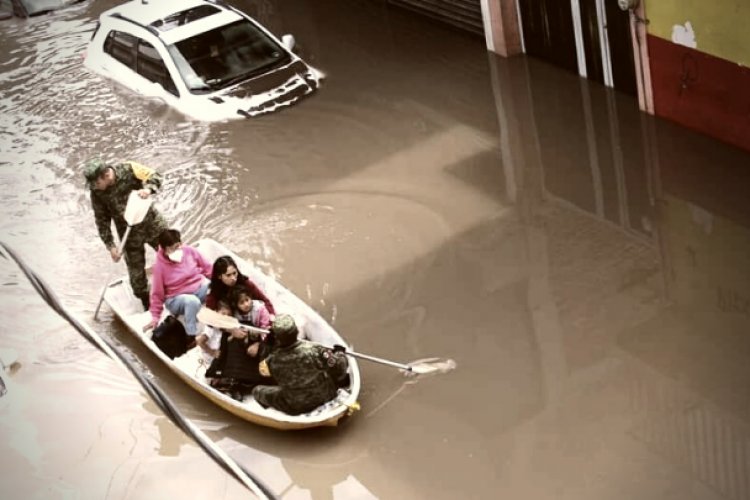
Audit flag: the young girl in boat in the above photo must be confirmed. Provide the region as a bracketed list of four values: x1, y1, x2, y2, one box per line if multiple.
[207, 288, 275, 401]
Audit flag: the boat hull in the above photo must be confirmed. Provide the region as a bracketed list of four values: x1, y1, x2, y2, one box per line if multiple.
[103, 239, 361, 430]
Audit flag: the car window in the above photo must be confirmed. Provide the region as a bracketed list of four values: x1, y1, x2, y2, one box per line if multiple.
[136, 40, 179, 97]
[103, 30, 136, 69]
[171, 19, 290, 93]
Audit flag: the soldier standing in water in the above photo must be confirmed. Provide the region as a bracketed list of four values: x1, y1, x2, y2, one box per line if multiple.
[84, 158, 168, 310]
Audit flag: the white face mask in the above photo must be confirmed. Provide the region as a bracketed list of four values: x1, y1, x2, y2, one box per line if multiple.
[168, 248, 184, 263]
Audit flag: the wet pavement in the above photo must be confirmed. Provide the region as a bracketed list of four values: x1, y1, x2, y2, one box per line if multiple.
[1, 0, 749, 498]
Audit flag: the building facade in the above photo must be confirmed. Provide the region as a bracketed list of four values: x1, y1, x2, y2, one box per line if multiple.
[388, 0, 750, 153]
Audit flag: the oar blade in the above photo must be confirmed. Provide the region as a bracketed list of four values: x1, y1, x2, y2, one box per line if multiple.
[197, 306, 241, 330]
[123, 190, 153, 226]
[403, 358, 457, 377]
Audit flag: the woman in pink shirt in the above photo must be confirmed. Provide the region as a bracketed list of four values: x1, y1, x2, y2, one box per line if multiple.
[146, 229, 213, 336]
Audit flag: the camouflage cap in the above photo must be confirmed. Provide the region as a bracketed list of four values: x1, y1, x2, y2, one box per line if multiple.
[83, 158, 107, 187]
[270, 314, 298, 347]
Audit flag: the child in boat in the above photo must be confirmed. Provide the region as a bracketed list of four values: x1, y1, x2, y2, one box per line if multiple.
[253, 315, 350, 415]
[206, 288, 274, 401]
[233, 287, 272, 357]
[196, 300, 231, 373]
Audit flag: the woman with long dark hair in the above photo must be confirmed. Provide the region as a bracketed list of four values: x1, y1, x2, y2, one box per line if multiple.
[205, 255, 275, 315]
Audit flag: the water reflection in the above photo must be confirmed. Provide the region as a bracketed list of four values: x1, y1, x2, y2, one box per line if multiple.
[488, 53, 750, 499]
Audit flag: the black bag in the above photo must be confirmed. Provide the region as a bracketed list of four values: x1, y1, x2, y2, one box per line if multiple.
[151, 315, 189, 359]
[206, 331, 262, 382]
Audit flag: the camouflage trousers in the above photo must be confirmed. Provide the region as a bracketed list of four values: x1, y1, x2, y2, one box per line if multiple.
[121, 221, 164, 298]
[252, 384, 337, 416]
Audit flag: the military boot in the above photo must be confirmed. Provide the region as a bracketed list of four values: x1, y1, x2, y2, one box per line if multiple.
[136, 292, 150, 311]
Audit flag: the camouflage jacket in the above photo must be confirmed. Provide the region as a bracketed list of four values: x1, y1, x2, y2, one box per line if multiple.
[89, 161, 166, 248]
[262, 340, 348, 406]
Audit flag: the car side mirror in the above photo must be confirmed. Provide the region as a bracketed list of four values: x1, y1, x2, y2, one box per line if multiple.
[281, 34, 296, 52]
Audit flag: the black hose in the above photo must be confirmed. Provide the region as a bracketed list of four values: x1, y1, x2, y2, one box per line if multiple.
[0, 240, 277, 500]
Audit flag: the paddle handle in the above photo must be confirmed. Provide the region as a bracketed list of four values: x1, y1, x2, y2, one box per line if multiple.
[305, 339, 413, 371]
[94, 225, 132, 319]
[340, 349, 412, 371]
[116, 225, 132, 255]
[198, 307, 414, 372]
[243, 325, 269, 335]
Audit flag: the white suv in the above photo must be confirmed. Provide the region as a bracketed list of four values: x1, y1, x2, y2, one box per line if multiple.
[84, 0, 321, 121]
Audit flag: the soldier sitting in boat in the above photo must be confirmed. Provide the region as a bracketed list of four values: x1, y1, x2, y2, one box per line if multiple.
[253, 314, 350, 415]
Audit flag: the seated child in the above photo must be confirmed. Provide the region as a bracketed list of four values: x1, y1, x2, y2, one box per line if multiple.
[196, 300, 231, 383]
[253, 314, 350, 415]
[234, 287, 272, 337]
[207, 287, 274, 401]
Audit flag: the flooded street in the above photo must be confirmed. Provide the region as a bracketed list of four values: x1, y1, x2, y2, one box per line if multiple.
[2, 0, 750, 498]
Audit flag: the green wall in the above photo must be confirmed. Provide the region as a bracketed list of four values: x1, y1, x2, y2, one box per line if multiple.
[647, 0, 750, 66]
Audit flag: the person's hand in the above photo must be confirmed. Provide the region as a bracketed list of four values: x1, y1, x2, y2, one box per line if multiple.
[143, 320, 156, 333]
[247, 342, 260, 357]
[230, 328, 247, 340]
[137, 188, 152, 199]
[211, 348, 221, 358]
[109, 246, 122, 263]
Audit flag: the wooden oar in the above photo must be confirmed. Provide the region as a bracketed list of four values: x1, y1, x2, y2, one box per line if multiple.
[94, 191, 153, 319]
[197, 307, 455, 376]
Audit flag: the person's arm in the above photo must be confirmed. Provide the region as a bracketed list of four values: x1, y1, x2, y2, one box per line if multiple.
[247, 342, 260, 357]
[244, 278, 275, 315]
[148, 263, 166, 327]
[255, 303, 271, 329]
[127, 161, 162, 194]
[205, 292, 217, 310]
[256, 332, 274, 360]
[91, 194, 115, 249]
[192, 247, 213, 279]
[197, 332, 220, 358]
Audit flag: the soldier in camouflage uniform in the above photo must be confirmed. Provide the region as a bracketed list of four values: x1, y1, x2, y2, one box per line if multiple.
[253, 314, 350, 415]
[84, 158, 168, 310]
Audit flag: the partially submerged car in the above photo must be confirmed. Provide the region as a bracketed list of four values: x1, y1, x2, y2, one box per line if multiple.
[84, 0, 321, 121]
[0, 0, 84, 18]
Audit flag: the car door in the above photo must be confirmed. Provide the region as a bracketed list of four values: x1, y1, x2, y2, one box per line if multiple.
[101, 29, 178, 105]
[135, 39, 180, 100]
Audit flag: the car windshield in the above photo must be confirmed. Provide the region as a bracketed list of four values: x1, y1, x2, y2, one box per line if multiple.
[168, 19, 291, 93]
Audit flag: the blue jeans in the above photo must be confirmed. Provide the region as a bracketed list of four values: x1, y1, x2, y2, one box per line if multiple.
[164, 279, 210, 336]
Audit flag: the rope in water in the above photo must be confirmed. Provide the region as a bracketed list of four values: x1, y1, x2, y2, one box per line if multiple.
[0, 240, 278, 500]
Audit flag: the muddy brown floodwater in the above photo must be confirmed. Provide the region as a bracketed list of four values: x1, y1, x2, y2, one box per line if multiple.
[1, 0, 749, 498]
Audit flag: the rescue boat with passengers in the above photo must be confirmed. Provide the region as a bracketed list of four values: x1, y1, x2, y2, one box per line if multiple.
[102, 238, 361, 430]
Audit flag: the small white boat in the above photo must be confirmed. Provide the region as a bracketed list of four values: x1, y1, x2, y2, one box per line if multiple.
[102, 239, 361, 430]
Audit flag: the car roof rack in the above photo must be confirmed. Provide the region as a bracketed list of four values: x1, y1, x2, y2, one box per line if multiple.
[110, 12, 160, 37]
